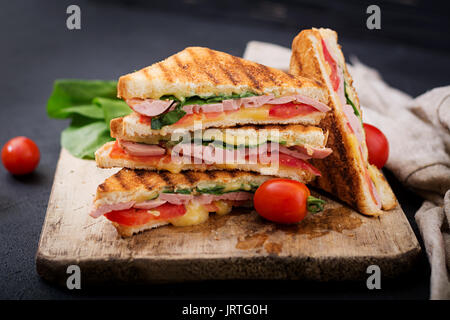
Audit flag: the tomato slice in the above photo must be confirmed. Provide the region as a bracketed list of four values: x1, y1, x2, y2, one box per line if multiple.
[321, 39, 339, 92]
[268, 103, 317, 118]
[274, 153, 322, 176]
[174, 113, 202, 125]
[105, 203, 187, 226]
[138, 114, 152, 125]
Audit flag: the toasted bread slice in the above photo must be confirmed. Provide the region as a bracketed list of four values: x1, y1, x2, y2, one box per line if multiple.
[118, 46, 327, 102]
[110, 115, 328, 148]
[95, 141, 318, 184]
[290, 28, 396, 216]
[94, 168, 269, 206]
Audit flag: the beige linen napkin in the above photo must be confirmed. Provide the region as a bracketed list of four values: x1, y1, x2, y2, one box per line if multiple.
[244, 41, 450, 299]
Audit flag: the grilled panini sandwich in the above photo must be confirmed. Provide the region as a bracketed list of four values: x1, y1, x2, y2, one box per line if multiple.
[90, 169, 273, 237]
[290, 28, 396, 215]
[116, 46, 331, 135]
[96, 46, 334, 183]
[96, 121, 332, 183]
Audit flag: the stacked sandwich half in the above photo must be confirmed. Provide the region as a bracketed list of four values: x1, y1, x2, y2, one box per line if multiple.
[90, 47, 333, 237]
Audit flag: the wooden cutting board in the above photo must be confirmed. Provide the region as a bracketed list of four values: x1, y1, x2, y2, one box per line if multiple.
[36, 149, 420, 286]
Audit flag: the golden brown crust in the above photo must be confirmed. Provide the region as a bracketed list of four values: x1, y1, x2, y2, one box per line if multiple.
[290, 28, 396, 216]
[97, 167, 264, 196]
[117, 46, 327, 101]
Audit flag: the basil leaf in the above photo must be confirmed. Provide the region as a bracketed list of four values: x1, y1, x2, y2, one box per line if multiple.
[344, 81, 360, 118]
[61, 116, 112, 160]
[94, 97, 132, 128]
[47, 80, 117, 119]
[162, 188, 192, 194]
[151, 104, 186, 130]
[60, 104, 105, 119]
[175, 189, 192, 195]
[196, 185, 225, 195]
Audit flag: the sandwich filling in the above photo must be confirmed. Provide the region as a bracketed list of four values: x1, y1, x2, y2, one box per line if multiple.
[91, 175, 268, 231]
[107, 139, 329, 177]
[320, 36, 381, 207]
[126, 93, 330, 130]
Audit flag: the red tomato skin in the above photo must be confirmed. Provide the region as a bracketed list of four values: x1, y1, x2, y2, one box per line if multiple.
[363, 123, 389, 169]
[105, 203, 187, 226]
[253, 179, 310, 224]
[1, 136, 40, 175]
[269, 103, 317, 118]
[321, 39, 339, 91]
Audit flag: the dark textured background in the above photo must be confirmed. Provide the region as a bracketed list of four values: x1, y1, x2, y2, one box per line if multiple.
[1, 0, 449, 299]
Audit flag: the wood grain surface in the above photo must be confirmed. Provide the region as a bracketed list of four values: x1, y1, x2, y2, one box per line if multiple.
[36, 149, 421, 285]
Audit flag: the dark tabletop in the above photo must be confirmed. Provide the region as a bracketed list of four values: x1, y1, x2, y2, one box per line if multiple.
[1, 0, 449, 300]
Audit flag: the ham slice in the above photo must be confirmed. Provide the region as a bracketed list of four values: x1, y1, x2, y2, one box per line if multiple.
[133, 199, 167, 209]
[293, 145, 333, 159]
[170, 142, 331, 164]
[130, 94, 330, 117]
[342, 104, 364, 145]
[118, 140, 166, 157]
[91, 192, 253, 217]
[159, 193, 194, 205]
[127, 98, 173, 117]
[89, 201, 135, 218]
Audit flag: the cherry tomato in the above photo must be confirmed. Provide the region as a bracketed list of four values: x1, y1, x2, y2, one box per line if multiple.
[253, 179, 311, 224]
[269, 103, 317, 118]
[364, 123, 389, 169]
[2, 136, 40, 175]
[104, 203, 186, 226]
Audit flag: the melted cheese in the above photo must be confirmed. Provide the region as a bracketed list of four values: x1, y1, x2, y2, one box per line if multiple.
[168, 200, 233, 227]
[169, 201, 209, 227]
[214, 200, 233, 215]
[367, 164, 381, 192]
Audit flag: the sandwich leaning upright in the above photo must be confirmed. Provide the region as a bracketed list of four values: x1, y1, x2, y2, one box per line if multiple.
[290, 28, 396, 215]
[96, 47, 332, 183]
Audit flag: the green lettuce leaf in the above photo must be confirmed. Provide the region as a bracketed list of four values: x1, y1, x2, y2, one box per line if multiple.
[47, 80, 117, 118]
[151, 104, 186, 130]
[93, 97, 132, 128]
[61, 115, 113, 159]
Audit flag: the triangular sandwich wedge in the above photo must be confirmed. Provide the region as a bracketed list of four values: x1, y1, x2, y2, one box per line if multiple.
[90, 169, 274, 237]
[117, 46, 331, 135]
[289, 27, 396, 215]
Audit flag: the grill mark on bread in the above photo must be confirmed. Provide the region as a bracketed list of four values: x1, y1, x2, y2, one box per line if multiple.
[143, 68, 153, 84]
[206, 171, 217, 180]
[258, 64, 280, 87]
[98, 182, 108, 193]
[113, 169, 129, 191]
[231, 56, 261, 89]
[157, 63, 173, 83]
[207, 49, 238, 85]
[173, 55, 186, 70]
[135, 169, 153, 191]
[183, 171, 198, 185]
[186, 47, 219, 85]
[158, 171, 173, 187]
